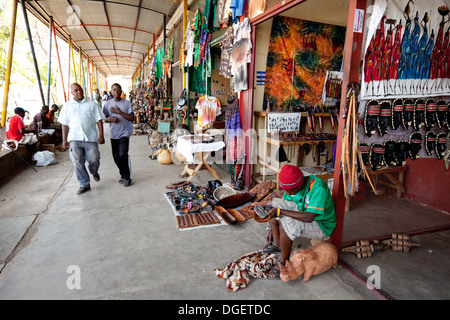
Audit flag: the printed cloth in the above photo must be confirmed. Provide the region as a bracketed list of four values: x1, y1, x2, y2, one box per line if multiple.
[264, 16, 345, 107]
[220, 27, 234, 78]
[225, 97, 244, 163]
[195, 95, 221, 127]
[213, 251, 278, 291]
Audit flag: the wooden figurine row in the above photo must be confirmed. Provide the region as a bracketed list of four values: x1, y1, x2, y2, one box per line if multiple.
[341, 234, 421, 259]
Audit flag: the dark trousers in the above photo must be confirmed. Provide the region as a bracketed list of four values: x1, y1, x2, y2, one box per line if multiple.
[111, 137, 130, 180]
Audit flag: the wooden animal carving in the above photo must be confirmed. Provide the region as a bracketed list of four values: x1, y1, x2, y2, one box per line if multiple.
[279, 241, 338, 282]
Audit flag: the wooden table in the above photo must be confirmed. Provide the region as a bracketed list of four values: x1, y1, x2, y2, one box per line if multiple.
[365, 165, 407, 198]
[179, 151, 221, 182]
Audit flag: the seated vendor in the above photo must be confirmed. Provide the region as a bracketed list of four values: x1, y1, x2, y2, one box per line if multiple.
[6, 107, 41, 152]
[261, 164, 336, 279]
[46, 104, 59, 125]
[33, 105, 50, 131]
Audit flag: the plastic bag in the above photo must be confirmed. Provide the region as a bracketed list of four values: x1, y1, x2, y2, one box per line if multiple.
[32, 150, 57, 166]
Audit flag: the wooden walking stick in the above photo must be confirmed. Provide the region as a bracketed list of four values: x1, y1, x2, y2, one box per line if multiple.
[345, 90, 354, 195]
[350, 92, 358, 195]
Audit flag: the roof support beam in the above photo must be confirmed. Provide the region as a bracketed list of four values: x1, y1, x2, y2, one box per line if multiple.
[56, 24, 155, 36]
[65, 0, 111, 74]
[129, 0, 142, 69]
[101, 0, 119, 69]
[86, 0, 167, 16]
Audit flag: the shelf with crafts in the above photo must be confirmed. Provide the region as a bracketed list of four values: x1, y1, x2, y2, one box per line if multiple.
[252, 110, 338, 189]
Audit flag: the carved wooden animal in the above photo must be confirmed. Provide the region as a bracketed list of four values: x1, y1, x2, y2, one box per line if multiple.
[279, 241, 338, 282]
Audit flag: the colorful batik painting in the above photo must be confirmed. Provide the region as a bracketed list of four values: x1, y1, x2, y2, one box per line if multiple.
[362, 0, 450, 99]
[263, 16, 345, 109]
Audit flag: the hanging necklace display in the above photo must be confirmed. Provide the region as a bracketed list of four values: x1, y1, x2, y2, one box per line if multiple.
[409, 131, 423, 160]
[396, 140, 410, 166]
[369, 143, 386, 171]
[391, 98, 403, 130]
[378, 100, 392, 136]
[435, 132, 447, 160]
[384, 140, 398, 166]
[364, 100, 380, 137]
[402, 98, 415, 129]
[425, 130, 437, 156]
[424, 98, 437, 130]
[436, 100, 448, 128]
[413, 98, 426, 130]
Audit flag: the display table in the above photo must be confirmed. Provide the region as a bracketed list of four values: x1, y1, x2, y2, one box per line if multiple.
[177, 136, 225, 182]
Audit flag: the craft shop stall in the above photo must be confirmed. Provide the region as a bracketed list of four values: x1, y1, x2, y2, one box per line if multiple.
[249, 3, 347, 195]
[226, 0, 450, 252]
[358, 0, 450, 214]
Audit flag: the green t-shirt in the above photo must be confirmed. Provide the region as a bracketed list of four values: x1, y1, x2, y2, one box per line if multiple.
[282, 175, 336, 236]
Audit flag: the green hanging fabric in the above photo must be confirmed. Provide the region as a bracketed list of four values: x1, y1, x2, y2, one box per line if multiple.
[189, 65, 211, 94]
[155, 47, 164, 79]
[165, 38, 174, 60]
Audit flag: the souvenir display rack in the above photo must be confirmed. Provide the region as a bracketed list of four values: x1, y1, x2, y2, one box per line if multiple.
[252, 110, 337, 189]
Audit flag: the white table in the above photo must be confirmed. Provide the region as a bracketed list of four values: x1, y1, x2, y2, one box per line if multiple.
[177, 136, 225, 182]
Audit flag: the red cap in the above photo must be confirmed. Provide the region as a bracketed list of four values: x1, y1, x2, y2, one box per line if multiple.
[279, 165, 304, 190]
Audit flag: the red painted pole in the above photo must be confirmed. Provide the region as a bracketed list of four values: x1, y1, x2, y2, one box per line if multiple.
[330, 0, 367, 249]
[52, 21, 67, 102]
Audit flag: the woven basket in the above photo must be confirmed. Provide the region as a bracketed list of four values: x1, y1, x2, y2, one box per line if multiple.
[213, 186, 236, 201]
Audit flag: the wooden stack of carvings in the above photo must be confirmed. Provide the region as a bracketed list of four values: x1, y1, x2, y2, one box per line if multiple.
[238, 181, 278, 221]
[341, 234, 420, 259]
[176, 211, 221, 229]
[214, 181, 278, 224]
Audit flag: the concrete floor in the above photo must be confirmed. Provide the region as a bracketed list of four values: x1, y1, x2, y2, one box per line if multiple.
[1, 128, 449, 300]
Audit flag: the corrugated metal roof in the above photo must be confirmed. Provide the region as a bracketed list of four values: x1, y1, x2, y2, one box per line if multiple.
[25, 0, 180, 77]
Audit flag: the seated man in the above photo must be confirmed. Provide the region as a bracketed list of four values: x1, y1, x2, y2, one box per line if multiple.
[33, 105, 50, 131]
[6, 107, 41, 152]
[261, 164, 336, 278]
[46, 104, 59, 125]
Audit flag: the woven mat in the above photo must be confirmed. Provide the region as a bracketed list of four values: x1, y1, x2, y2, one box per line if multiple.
[164, 192, 228, 231]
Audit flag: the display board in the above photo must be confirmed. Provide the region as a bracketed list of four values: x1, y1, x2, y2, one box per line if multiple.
[267, 112, 302, 133]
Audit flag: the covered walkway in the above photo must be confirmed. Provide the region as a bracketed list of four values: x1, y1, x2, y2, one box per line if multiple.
[1, 129, 449, 300]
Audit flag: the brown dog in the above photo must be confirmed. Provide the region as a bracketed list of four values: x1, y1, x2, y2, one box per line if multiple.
[279, 241, 338, 282]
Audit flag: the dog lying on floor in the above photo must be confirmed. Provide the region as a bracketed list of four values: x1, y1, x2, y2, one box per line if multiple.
[279, 241, 338, 282]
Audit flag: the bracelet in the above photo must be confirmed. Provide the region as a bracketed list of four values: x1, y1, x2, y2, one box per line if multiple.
[266, 227, 271, 230]
[277, 208, 281, 217]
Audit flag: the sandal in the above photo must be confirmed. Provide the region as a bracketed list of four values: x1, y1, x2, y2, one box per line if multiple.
[179, 202, 201, 214]
[259, 243, 281, 254]
[266, 263, 282, 279]
[196, 198, 213, 212]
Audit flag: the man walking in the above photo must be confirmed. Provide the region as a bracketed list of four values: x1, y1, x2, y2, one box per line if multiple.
[59, 83, 105, 194]
[103, 83, 134, 187]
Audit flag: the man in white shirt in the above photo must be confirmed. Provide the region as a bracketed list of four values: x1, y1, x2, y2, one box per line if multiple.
[59, 83, 105, 194]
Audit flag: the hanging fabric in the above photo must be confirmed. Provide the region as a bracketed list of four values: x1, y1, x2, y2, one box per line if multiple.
[225, 96, 244, 163]
[220, 27, 234, 78]
[195, 95, 221, 128]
